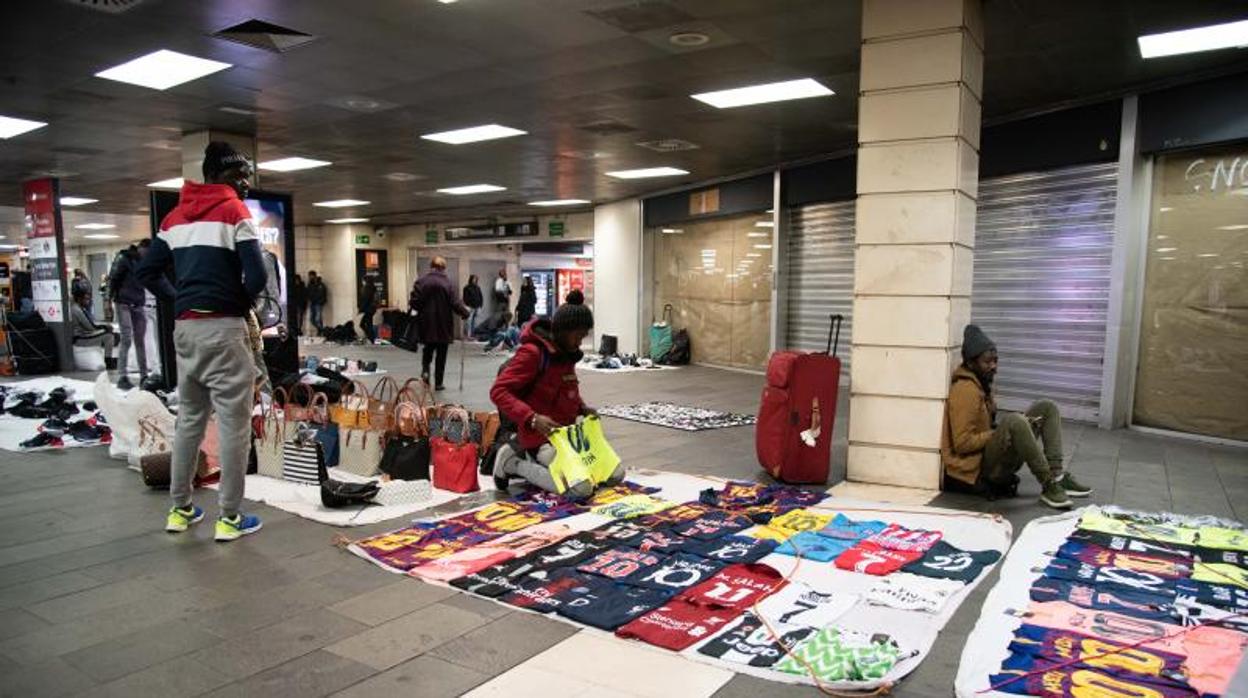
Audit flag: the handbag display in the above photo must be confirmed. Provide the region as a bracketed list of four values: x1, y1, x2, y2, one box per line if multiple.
[431, 407, 480, 493]
[321, 479, 380, 508]
[330, 379, 370, 429]
[379, 402, 431, 481]
[372, 478, 432, 506]
[338, 427, 384, 477]
[254, 401, 286, 478]
[282, 429, 323, 485]
[476, 411, 501, 452]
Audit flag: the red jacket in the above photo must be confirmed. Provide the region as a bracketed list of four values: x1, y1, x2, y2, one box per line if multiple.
[490, 319, 585, 450]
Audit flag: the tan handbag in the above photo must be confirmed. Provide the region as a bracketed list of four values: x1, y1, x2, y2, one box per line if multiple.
[254, 398, 286, 478]
[330, 380, 371, 429]
[338, 426, 384, 477]
[366, 377, 401, 431]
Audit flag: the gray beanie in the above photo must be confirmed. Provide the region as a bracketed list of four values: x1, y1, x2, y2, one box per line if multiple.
[552, 296, 594, 333]
[961, 324, 996, 362]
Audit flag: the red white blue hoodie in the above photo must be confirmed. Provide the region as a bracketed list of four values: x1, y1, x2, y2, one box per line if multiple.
[136, 182, 267, 317]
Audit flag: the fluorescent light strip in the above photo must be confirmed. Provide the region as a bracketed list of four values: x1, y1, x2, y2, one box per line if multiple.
[314, 199, 370, 208]
[421, 124, 526, 144]
[605, 167, 689, 179]
[0, 115, 48, 139]
[325, 218, 369, 224]
[528, 199, 589, 207]
[95, 49, 232, 90]
[692, 78, 834, 109]
[747, 232, 769, 238]
[753, 244, 773, 250]
[1138, 19, 1248, 58]
[83, 234, 120, 240]
[258, 157, 332, 172]
[660, 228, 683, 234]
[147, 177, 184, 189]
[60, 197, 99, 206]
[755, 221, 774, 228]
[75, 223, 116, 230]
[438, 184, 505, 195]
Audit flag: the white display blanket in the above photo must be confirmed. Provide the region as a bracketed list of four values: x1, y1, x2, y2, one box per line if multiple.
[0, 376, 106, 453]
[347, 470, 1012, 692]
[578, 358, 678, 374]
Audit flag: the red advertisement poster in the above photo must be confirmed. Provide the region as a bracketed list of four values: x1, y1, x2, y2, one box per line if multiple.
[23, 178, 67, 323]
[556, 268, 584, 306]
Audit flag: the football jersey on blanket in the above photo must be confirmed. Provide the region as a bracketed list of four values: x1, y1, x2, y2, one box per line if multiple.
[1191, 562, 1248, 589]
[678, 535, 777, 564]
[865, 573, 963, 614]
[615, 599, 741, 651]
[625, 553, 723, 593]
[1067, 530, 1194, 562]
[621, 527, 687, 555]
[755, 582, 859, 629]
[816, 514, 887, 544]
[1055, 540, 1192, 579]
[749, 509, 833, 542]
[672, 511, 754, 540]
[408, 524, 573, 582]
[696, 612, 814, 668]
[680, 563, 785, 610]
[1043, 558, 1178, 598]
[863, 523, 942, 553]
[835, 542, 923, 575]
[1007, 623, 1197, 694]
[773, 627, 907, 683]
[499, 568, 595, 614]
[1076, 512, 1199, 547]
[901, 540, 1001, 583]
[990, 651, 1202, 698]
[775, 531, 854, 562]
[555, 578, 675, 630]
[591, 494, 674, 520]
[577, 547, 665, 582]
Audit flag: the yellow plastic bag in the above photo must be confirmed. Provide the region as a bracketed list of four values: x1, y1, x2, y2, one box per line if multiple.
[547, 416, 622, 494]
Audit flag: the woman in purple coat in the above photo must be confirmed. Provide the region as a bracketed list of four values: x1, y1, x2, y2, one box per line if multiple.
[410, 256, 469, 390]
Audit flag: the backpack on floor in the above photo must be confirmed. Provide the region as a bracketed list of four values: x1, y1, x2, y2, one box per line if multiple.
[648, 304, 673, 363]
[598, 334, 619, 357]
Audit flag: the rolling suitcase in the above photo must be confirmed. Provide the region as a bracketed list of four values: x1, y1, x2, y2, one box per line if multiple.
[756, 314, 842, 484]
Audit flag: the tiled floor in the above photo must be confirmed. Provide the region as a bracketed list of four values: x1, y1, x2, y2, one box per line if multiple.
[1, 341, 1245, 697]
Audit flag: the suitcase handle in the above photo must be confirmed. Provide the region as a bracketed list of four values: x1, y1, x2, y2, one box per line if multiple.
[825, 314, 843, 356]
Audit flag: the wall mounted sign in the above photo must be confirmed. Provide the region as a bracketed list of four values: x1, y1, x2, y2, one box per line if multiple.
[445, 221, 538, 241]
[548, 220, 565, 238]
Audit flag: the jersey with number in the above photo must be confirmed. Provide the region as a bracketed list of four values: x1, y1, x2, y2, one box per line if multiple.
[1076, 512, 1199, 547]
[1191, 562, 1248, 589]
[901, 540, 1001, 583]
[1197, 526, 1248, 552]
[672, 511, 754, 541]
[1043, 558, 1178, 597]
[577, 547, 665, 582]
[409, 525, 573, 582]
[1175, 578, 1248, 611]
[750, 509, 833, 542]
[633, 502, 714, 528]
[1030, 576, 1174, 621]
[696, 612, 814, 668]
[615, 598, 741, 651]
[1055, 540, 1192, 579]
[500, 568, 595, 614]
[555, 578, 675, 630]
[1068, 530, 1194, 562]
[679, 535, 777, 563]
[863, 523, 943, 553]
[990, 652, 1201, 698]
[590, 494, 675, 520]
[526, 532, 612, 571]
[622, 527, 688, 555]
[625, 553, 724, 592]
[817, 513, 888, 544]
[681, 563, 785, 609]
[587, 521, 651, 546]
[775, 531, 855, 562]
[1007, 623, 1195, 693]
[835, 542, 923, 575]
[865, 573, 963, 614]
[755, 582, 859, 629]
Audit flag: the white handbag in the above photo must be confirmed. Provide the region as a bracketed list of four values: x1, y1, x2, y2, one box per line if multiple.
[254, 405, 285, 479]
[373, 478, 432, 507]
[338, 428, 384, 477]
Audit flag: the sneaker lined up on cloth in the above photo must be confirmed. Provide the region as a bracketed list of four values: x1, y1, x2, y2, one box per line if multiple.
[20, 432, 64, 451]
[39, 417, 70, 433]
[165, 505, 205, 532]
[215, 513, 262, 542]
[1040, 479, 1072, 509]
[1057, 472, 1093, 497]
[67, 420, 111, 443]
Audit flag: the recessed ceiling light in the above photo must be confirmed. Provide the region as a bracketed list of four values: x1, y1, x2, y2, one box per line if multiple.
[1138, 19, 1248, 58]
[314, 199, 370, 208]
[83, 233, 121, 240]
[438, 184, 506, 195]
[692, 78, 834, 109]
[0, 115, 48, 139]
[661, 228, 683, 234]
[1155, 247, 1178, 253]
[528, 199, 590, 207]
[325, 217, 369, 224]
[437, 0, 458, 3]
[746, 253, 762, 258]
[60, 197, 99, 206]
[747, 232, 769, 238]
[605, 167, 689, 179]
[95, 49, 232, 90]
[383, 172, 423, 182]
[1217, 224, 1248, 230]
[0, 244, 19, 250]
[147, 177, 184, 189]
[755, 221, 774, 228]
[753, 244, 773, 250]
[258, 157, 332, 172]
[75, 223, 116, 230]
[669, 31, 710, 47]
[421, 124, 526, 145]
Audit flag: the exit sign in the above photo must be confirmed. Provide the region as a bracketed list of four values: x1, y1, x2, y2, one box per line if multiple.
[355, 234, 370, 244]
[426, 228, 439, 244]
[548, 220, 565, 238]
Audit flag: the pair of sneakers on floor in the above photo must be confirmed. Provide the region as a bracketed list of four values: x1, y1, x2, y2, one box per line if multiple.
[165, 505, 262, 542]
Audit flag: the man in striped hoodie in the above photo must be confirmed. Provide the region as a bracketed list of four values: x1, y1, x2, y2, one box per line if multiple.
[136, 141, 268, 542]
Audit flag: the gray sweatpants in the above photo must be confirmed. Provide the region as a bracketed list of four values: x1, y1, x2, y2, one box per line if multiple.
[115, 302, 148, 378]
[501, 443, 625, 499]
[170, 318, 259, 517]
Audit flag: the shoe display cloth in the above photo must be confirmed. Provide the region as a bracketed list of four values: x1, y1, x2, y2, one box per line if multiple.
[954, 505, 1248, 698]
[204, 470, 494, 527]
[344, 469, 1010, 692]
[598, 402, 756, 432]
[0, 376, 106, 453]
[578, 356, 678, 374]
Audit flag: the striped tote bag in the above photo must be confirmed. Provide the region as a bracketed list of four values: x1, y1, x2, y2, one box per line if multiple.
[282, 434, 324, 485]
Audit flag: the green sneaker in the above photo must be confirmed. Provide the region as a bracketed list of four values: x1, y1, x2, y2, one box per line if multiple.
[1040, 480, 1072, 509]
[165, 505, 204, 532]
[214, 513, 263, 542]
[1058, 472, 1093, 498]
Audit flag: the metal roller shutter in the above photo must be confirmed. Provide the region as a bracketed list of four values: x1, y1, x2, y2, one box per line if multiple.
[785, 200, 855, 380]
[973, 162, 1117, 422]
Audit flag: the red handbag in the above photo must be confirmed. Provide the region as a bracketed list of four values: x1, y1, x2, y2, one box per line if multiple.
[431, 408, 479, 493]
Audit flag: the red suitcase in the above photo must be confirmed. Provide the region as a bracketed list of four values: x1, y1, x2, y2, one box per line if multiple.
[756, 315, 842, 484]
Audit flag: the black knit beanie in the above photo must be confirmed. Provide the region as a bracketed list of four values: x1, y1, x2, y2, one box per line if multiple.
[961, 324, 996, 362]
[552, 296, 593, 333]
[202, 141, 250, 180]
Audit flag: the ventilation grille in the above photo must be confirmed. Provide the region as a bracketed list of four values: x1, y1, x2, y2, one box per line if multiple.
[213, 19, 316, 53]
[636, 138, 699, 153]
[577, 119, 637, 136]
[585, 1, 692, 33]
[65, 0, 144, 13]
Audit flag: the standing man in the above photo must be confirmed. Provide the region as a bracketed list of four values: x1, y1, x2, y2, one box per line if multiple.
[411, 256, 469, 390]
[941, 324, 1093, 509]
[307, 270, 327, 333]
[136, 141, 267, 542]
[494, 268, 512, 310]
[462, 274, 483, 337]
[359, 277, 378, 344]
[108, 240, 151, 390]
[290, 273, 307, 336]
[516, 275, 537, 327]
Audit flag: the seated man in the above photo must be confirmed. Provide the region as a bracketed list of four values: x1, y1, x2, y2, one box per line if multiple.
[941, 324, 1091, 509]
[472, 309, 508, 341]
[489, 296, 623, 499]
[69, 289, 116, 368]
[482, 312, 520, 353]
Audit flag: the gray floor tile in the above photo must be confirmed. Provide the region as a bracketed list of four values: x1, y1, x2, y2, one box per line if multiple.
[62, 617, 222, 683]
[78, 655, 232, 698]
[325, 601, 490, 671]
[712, 673, 820, 697]
[330, 654, 488, 698]
[428, 611, 578, 675]
[25, 576, 166, 624]
[0, 608, 50, 642]
[200, 650, 377, 698]
[0, 571, 103, 612]
[191, 578, 344, 637]
[329, 578, 458, 626]
[0, 656, 97, 698]
[190, 608, 369, 682]
[437, 591, 513, 621]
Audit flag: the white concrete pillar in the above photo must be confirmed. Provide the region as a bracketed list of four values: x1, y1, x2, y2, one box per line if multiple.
[848, 0, 984, 489]
[592, 198, 643, 354]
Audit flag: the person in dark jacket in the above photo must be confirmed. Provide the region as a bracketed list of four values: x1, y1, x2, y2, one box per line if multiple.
[410, 257, 469, 390]
[516, 275, 537, 326]
[135, 140, 268, 542]
[462, 274, 483, 337]
[71, 269, 93, 320]
[489, 295, 622, 498]
[307, 270, 328, 332]
[108, 239, 152, 389]
[70, 288, 115, 365]
[359, 278, 378, 343]
[290, 273, 307, 336]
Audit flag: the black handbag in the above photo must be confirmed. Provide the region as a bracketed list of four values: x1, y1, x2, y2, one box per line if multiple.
[320, 479, 380, 508]
[598, 334, 619, 357]
[379, 434, 431, 481]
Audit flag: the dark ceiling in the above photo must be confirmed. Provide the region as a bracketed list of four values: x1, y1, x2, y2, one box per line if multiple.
[1, 0, 1246, 226]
